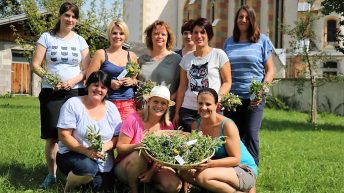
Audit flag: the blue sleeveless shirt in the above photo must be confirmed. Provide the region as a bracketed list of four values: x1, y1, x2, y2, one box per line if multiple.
[196, 118, 258, 175]
[100, 50, 135, 101]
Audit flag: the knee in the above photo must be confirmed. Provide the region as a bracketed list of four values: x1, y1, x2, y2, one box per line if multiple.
[124, 151, 147, 174]
[74, 157, 98, 176]
[159, 178, 182, 193]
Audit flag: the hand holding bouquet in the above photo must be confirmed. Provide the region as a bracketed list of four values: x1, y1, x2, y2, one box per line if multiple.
[43, 72, 61, 90]
[249, 80, 272, 102]
[85, 124, 107, 161]
[135, 80, 157, 110]
[220, 93, 242, 112]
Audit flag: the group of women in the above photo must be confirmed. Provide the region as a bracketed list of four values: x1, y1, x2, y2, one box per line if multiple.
[32, 2, 274, 193]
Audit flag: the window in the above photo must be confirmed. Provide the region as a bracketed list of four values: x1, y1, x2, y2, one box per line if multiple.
[296, 38, 310, 53]
[298, 2, 310, 12]
[322, 61, 338, 77]
[323, 61, 337, 69]
[11, 50, 30, 63]
[327, 20, 337, 43]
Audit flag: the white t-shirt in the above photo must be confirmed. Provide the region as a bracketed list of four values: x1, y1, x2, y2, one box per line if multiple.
[57, 97, 122, 172]
[37, 32, 89, 89]
[180, 48, 229, 110]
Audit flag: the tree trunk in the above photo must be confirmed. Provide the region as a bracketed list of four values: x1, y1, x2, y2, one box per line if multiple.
[310, 76, 317, 124]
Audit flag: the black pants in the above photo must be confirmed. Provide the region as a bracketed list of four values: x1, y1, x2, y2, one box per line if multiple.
[224, 99, 265, 165]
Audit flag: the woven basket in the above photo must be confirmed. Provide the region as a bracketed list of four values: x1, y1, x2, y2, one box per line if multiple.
[142, 130, 215, 170]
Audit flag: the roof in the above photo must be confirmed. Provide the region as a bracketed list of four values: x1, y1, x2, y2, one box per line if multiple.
[0, 11, 48, 26]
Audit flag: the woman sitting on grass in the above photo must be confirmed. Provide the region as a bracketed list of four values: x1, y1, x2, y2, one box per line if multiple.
[114, 85, 182, 193]
[180, 88, 257, 193]
[57, 71, 122, 192]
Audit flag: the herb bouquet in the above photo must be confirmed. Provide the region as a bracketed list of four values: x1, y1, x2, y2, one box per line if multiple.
[135, 80, 156, 110]
[249, 79, 272, 101]
[125, 61, 140, 77]
[220, 93, 242, 112]
[141, 130, 224, 169]
[85, 125, 107, 161]
[43, 72, 61, 90]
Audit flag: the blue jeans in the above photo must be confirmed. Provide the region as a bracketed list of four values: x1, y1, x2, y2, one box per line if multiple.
[224, 99, 265, 166]
[178, 107, 199, 132]
[57, 152, 114, 192]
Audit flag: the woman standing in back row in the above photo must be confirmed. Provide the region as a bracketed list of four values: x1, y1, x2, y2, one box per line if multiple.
[173, 17, 231, 132]
[138, 20, 181, 118]
[223, 5, 275, 169]
[31, 2, 90, 189]
[86, 19, 138, 120]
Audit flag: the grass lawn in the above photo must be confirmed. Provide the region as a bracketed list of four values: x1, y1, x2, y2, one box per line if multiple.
[0, 96, 343, 193]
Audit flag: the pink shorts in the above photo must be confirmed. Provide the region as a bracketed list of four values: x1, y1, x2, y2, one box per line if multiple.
[112, 99, 136, 120]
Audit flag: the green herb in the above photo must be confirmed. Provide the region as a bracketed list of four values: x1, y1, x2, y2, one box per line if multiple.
[85, 124, 107, 161]
[249, 79, 272, 101]
[142, 130, 225, 166]
[43, 72, 61, 89]
[221, 93, 242, 112]
[125, 61, 140, 77]
[135, 80, 156, 110]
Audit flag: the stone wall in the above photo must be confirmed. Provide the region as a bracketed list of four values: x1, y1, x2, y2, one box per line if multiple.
[271, 79, 344, 116]
[0, 43, 12, 95]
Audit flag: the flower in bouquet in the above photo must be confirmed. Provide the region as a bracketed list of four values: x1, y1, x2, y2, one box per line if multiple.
[85, 124, 107, 161]
[43, 72, 61, 89]
[249, 79, 272, 101]
[142, 130, 225, 167]
[135, 80, 156, 110]
[220, 93, 242, 112]
[125, 61, 140, 77]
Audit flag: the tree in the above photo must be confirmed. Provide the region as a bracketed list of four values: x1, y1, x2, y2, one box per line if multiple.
[321, 0, 344, 54]
[11, 0, 121, 56]
[283, 0, 333, 124]
[0, 0, 22, 17]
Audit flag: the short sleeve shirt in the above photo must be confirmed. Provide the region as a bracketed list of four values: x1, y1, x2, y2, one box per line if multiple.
[57, 97, 122, 172]
[120, 112, 174, 145]
[138, 52, 181, 94]
[37, 32, 89, 89]
[180, 48, 229, 110]
[223, 34, 272, 99]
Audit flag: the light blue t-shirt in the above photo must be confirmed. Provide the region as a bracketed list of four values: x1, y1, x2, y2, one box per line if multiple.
[57, 97, 122, 172]
[37, 32, 89, 89]
[223, 34, 272, 99]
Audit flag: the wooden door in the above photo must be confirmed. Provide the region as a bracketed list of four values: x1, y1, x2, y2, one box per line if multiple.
[11, 63, 31, 94]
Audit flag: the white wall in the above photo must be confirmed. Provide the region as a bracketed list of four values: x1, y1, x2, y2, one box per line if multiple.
[123, 0, 182, 49]
[271, 79, 344, 115]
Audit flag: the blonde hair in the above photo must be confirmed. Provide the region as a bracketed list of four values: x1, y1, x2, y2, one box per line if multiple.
[141, 98, 170, 127]
[106, 19, 129, 41]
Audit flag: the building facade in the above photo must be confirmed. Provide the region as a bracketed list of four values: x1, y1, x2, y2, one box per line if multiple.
[123, 0, 344, 79]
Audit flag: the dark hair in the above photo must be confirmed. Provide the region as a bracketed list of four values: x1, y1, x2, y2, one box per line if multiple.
[144, 20, 176, 51]
[233, 5, 260, 43]
[191, 18, 214, 41]
[181, 19, 194, 34]
[51, 2, 79, 35]
[197, 88, 219, 103]
[85, 70, 111, 91]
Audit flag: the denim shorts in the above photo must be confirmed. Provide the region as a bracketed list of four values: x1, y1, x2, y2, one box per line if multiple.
[56, 151, 98, 177]
[234, 164, 256, 192]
